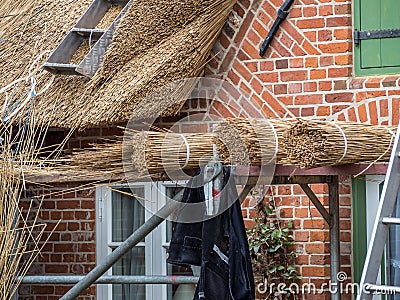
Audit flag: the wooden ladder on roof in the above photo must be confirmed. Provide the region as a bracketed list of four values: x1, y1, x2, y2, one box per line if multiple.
[43, 0, 131, 78]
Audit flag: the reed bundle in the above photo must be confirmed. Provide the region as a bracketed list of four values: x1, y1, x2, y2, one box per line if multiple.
[282, 119, 397, 169]
[128, 131, 214, 174]
[215, 118, 291, 165]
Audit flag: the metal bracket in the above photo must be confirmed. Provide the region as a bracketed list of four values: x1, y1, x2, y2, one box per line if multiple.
[354, 28, 400, 46]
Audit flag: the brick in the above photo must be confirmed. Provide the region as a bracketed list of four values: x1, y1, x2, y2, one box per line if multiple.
[334, 28, 352, 40]
[358, 104, 368, 122]
[328, 67, 351, 77]
[319, 81, 332, 91]
[318, 29, 332, 42]
[295, 94, 323, 105]
[295, 208, 309, 218]
[335, 54, 352, 66]
[303, 6, 317, 17]
[297, 18, 325, 29]
[334, 3, 351, 15]
[259, 61, 274, 71]
[257, 72, 278, 83]
[320, 56, 334, 66]
[310, 255, 330, 265]
[305, 57, 318, 67]
[281, 70, 308, 81]
[382, 76, 399, 87]
[301, 107, 315, 116]
[326, 16, 351, 27]
[319, 5, 333, 16]
[303, 220, 329, 229]
[392, 98, 400, 125]
[275, 59, 288, 69]
[294, 231, 309, 241]
[325, 92, 353, 103]
[288, 83, 302, 94]
[234, 10, 254, 44]
[274, 84, 287, 95]
[279, 207, 293, 218]
[317, 106, 331, 116]
[289, 58, 304, 68]
[305, 243, 330, 254]
[57, 200, 80, 209]
[233, 61, 252, 82]
[319, 42, 351, 53]
[365, 78, 382, 88]
[303, 82, 317, 92]
[368, 101, 379, 124]
[334, 80, 347, 90]
[310, 231, 329, 241]
[349, 78, 364, 89]
[310, 69, 326, 79]
[250, 77, 263, 94]
[45, 264, 69, 273]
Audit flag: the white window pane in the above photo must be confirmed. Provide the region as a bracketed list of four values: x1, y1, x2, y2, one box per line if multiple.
[112, 248, 146, 300]
[112, 188, 145, 242]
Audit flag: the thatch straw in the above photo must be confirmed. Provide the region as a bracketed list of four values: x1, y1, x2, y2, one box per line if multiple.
[96, 5, 123, 29]
[65, 130, 214, 177]
[1, 0, 236, 128]
[282, 119, 397, 169]
[0, 70, 69, 297]
[215, 118, 291, 165]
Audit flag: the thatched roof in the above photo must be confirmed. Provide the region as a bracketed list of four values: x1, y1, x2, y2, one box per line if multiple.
[0, 0, 235, 129]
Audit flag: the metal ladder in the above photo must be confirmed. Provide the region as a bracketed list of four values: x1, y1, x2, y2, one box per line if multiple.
[43, 0, 131, 77]
[357, 122, 400, 300]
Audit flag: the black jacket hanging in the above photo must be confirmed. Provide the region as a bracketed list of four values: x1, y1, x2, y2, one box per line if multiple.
[167, 167, 255, 300]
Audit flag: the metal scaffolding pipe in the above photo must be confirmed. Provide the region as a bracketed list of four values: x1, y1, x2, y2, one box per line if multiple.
[329, 176, 341, 300]
[60, 189, 185, 300]
[19, 276, 199, 285]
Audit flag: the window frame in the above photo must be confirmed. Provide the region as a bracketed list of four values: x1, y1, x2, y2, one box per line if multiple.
[96, 181, 188, 300]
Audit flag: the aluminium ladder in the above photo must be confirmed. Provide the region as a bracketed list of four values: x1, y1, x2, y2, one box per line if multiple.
[43, 0, 131, 77]
[357, 122, 400, 300]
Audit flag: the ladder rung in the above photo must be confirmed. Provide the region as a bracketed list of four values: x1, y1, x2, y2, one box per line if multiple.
[365, 284, 400, 294]
[382, 217, 400, 225]
[42, 63, 81, 75]
[71, 28, 106, 39]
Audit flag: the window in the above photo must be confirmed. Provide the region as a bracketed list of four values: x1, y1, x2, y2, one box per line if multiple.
[352, 176, 386, 300]
[96, 182, 196, 300]
[353, 0, 400, 76]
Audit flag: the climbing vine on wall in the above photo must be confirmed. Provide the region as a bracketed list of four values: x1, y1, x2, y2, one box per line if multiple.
[247, 199, 300, 299]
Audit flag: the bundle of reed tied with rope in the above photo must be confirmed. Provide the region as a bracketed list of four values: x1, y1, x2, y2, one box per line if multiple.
[282, 119, 397, 169]
[214, 118, 291, 165]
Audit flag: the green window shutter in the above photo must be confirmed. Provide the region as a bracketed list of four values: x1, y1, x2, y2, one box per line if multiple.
[354, 0, 400, 76]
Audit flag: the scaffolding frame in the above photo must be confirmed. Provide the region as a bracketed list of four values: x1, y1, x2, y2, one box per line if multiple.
[22, 163, 388, 300]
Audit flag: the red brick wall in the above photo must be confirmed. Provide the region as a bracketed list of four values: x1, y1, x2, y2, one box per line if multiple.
[206, 0, 399, 125]
[19, 185, 96, 300]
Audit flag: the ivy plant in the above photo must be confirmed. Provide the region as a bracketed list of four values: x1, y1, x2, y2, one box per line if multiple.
[247, 201, 301, 299]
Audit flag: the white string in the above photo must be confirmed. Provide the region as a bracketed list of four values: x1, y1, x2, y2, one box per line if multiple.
[179, 134, 190, 169]
[330, 122, 348, 164]
[354, 127, 396, 177]
[264, 119, 279, 164]
[3, 77, 36, 122]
